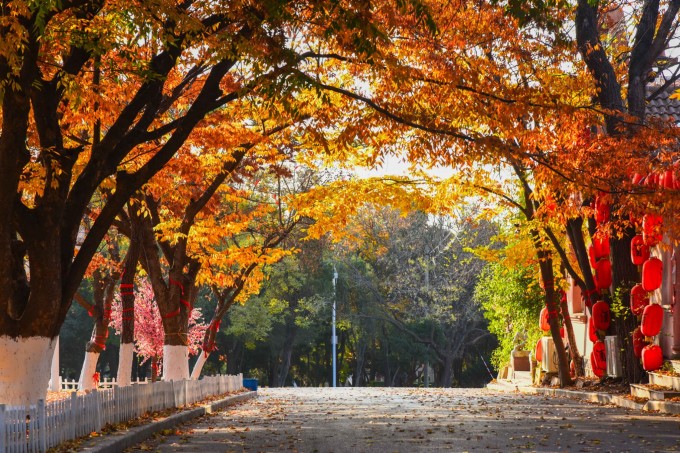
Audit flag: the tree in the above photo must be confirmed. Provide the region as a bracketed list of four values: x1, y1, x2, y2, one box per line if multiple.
[338, 206, 495, 387]
[1, 0, 441, 404]
[111, 279, 207, 380]
[475, 259, 544, 370]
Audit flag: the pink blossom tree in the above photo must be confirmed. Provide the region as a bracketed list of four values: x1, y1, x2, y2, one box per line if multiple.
[111, 279, 208, 381]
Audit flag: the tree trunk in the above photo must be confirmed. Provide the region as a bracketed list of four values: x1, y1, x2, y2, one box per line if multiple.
[118, 212, 140, 386]
[559, 293, 584, 377]
[440, 353, 454, 388]
[191, 352, 209, 380]
[611, 231, 644, 383]
[537, 254, 572, 386]
[117, 343, 134, 386]
[355, 341, 368, 387]
[0, 336, 57, 405]
[78, 351, 100, 391]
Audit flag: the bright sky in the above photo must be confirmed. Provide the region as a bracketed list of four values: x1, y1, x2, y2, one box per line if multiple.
[353, 154, 455, 180]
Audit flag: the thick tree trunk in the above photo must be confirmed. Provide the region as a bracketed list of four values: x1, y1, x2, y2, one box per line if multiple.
[117, 342, 134, 386]
[163, 344, 189, 381]
[611, 231, 644, 383]
[0, 336, 57, 406]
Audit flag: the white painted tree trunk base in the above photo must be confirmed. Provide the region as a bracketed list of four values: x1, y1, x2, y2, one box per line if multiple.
[117, 342, 134, 386]
[48, 336, 61, 392]
[163, 345, 189, 381]
[78, 351, 100, 391]
[0, 336, 56, 406]
[190, 351, 209, 380]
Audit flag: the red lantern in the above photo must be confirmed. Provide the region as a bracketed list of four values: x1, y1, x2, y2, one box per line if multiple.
[594, 196, 610, 224]
[591, 341, 607, 377]
[642, 257, 663, 291]
[640, 303, 664, 337]
[535, 338, 543, 362]
[592, 301, 611, 331]
[632, 327, 645, 358]
[630, 284, 649, 316]
[642, 344, 664, 372]
[630, 235, 650, 265]
[645, 172, 658, 188]
[588, 245, 596, 268]
[539, 307, 550, 332]
[594, 259, 612, 290]
[631, 173, 643, 185]
[642, 214, 663, 246]
[588, 316, 598, 342]
[662, 169, 675, 189]
[592, 234, 610, 260]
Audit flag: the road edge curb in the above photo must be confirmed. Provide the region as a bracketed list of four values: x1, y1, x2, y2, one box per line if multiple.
[79, 390, 257, 453]
[487, 383, 680, 415]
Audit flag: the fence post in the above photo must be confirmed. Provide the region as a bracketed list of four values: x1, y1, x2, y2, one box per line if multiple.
[37, 399, 47, 452]
[0, 404, 5, 453]
[70, 392, 77, 439]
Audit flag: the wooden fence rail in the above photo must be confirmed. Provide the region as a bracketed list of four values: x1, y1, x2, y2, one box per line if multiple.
[0, 374, 243, 453]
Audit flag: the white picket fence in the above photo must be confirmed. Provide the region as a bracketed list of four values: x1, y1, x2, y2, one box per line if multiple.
[60, 377, 150, 391]
[0, 374, 243, 453]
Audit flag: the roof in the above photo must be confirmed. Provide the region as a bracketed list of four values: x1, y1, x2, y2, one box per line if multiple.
[647, 85, 680, 121]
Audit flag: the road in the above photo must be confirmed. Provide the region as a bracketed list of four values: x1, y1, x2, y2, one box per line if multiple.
[126, 387, 680, 452]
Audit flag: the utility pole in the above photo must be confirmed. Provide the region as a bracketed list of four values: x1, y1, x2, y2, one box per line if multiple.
[332, 266, 338, 388]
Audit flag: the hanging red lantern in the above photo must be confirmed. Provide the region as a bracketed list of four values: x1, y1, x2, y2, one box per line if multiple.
[592, 301, 611, 331]
[591, 341, 607, 377]
[642, 214, 663, 246]
[645, 172, 658, 188]
[641, 257, 663, 291]
[640, 303, 664, 337]
[588, 245, 597, 268]
[630, 235, 650, 265]
[539, 307, 550, 332]
[630, 284, 650, 316]
[594, 259, 612, 290]
[588, 316, 598, 342]
[535, 338, 543, 362]
[631, 173, 644, 185]
[632, 327, 645, 358]
[592, 234, 610, 260]
[662, 169, 675, 189]
[642, 344, 664, 372]
[594, 196, 610, 224]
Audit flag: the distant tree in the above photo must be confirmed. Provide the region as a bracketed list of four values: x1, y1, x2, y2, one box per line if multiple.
[475, 261, 544, 370]
[111, 280, 207, 381]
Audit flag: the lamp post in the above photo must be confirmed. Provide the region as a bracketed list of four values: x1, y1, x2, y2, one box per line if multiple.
[332, 266, 338, 388]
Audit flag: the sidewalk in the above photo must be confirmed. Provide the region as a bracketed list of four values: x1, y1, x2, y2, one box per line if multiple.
[76, 390, 257, 453]
[487, 379, 680, 415]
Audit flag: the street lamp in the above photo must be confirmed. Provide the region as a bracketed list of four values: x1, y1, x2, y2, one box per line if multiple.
[332, 266, 338, 388]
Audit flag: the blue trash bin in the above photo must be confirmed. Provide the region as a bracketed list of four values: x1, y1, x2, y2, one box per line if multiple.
[243, 378, 258, 391]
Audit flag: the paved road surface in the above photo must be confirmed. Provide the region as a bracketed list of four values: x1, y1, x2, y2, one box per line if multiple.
[126, 387, 680, 452]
